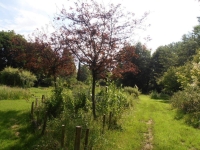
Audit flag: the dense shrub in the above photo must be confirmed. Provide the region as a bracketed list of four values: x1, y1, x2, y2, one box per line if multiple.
[124, 86, 141, 98]
[158, 67, 181, 94]
[0, 67, 37, 88]
[45, 86, 65, 118]
[150, 90, 160, 99]
[150, 90, 170, 100]
[171, 86, 200, 127]
[64, 84, 91, 116]
[96, 82, 138, 118]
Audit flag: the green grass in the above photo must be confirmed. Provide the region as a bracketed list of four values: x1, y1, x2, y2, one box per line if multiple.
[142, 95, 200, 150]
[0, 99, 33, 150]
[28, 87, 52, 97]
[1, 87, 200, 149]
[0, 87, 52, 150]
[94, 95, 200, 149]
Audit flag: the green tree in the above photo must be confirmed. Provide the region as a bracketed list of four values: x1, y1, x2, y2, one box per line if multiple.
[176, 25, 200, 66]
[77, 62, 91, 83]
[190, 50, 200, 87]
[158, 67, 181, 94]
[121, 43, 151, 93]
[0, 30, 27, 70]
[177, 35, 198, 66]
[149, 44, 178, 91]
[150, 25, 200, 92]
[175, 62, 193, 89]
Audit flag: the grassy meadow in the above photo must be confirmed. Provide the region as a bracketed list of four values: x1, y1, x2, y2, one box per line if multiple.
[0, 87, 51, 150]
[1, 86, 200, 149]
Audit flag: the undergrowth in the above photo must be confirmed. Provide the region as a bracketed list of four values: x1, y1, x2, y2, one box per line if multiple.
[171, 86, 200, 128]
[31, 81, 140, 149]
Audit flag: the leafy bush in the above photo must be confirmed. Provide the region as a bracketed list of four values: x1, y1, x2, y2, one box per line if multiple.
[150, 90, 170, 100]
[96, 82, 136, 120]
[45, 86, 65, 118]
[124, 86, 141, 98]
[171, 86, 200, 127]
[150, 90, 160, 99]
[63, 84, 91, 117]
[0, 85, 30, 100]
[158, 67, 181, 94]
[0, 67, 37, 88]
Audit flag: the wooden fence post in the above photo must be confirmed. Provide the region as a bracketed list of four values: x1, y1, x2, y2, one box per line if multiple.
[84, 128, 89, 150]
[102, 114, 106, 134]
[61, 125, 65, 148]
[41, 111, 48, 135]
[74, 126, 82, 150]
[108, 112, 112, 130]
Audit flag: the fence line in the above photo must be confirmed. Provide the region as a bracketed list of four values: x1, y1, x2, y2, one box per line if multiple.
[30, 95, 115, 149]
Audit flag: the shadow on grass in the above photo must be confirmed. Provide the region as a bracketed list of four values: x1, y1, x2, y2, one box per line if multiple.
[0, 110, 41, 150]
[158, 100, 171, 104]
[151, 98, 171, 104]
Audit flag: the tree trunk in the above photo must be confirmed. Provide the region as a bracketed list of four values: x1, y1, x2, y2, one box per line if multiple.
[92, 72, 97, 119]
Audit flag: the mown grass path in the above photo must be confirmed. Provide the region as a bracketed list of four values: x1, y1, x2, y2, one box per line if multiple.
[100, 95, 200, 150]
[133, 95, 200, 150]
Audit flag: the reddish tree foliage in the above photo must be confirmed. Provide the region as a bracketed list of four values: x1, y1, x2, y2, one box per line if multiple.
[15, 29, 76, 87]
[113, 45, 139, 79]
[55, 0, 148, 118]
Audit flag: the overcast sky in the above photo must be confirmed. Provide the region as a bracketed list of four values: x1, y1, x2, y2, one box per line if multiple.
[0, 0, 200, 52]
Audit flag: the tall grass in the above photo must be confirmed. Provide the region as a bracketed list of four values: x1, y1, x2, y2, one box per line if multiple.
[0, 86, 31, 100]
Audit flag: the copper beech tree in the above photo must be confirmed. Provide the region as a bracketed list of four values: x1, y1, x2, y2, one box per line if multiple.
[15, 29, 75, 87]
[55, 0, 148, 118]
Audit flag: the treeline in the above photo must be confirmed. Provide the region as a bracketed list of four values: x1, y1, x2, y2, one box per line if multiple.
[1, 25, 200, 93]
[0, 30, 76, 87]
[0, 29, 148, 89]
[151, 25, 200, 94]
[122, 25, 200, 94]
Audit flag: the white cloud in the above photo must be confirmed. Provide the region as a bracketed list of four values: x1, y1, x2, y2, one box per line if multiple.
[14, 9, 50, 31]
[0, 0, 200, 51]
[0, 2, 7, 9]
